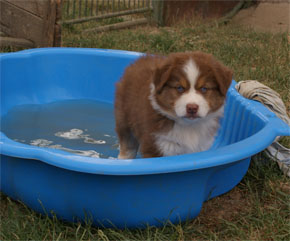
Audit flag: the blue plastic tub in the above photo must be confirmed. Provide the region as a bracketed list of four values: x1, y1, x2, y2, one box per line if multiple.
[1, 48, 289, 228]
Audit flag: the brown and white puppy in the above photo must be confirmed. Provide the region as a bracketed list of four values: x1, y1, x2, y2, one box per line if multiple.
[114, 51, 232, 159]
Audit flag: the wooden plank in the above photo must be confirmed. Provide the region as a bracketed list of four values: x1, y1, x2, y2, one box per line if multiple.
[4, 0, 48, 18]
[41, 0, 57, 47]
[0, 36, 34, 48]
[83, 18, 148, 33]
[0, 0, 43, 46]
[53, 0, 62, 46]
[152, 0, 164, 26]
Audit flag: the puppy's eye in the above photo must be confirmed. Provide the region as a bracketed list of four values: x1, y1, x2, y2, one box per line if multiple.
[200, 87, 208, 93]
[176, 86, 185, 93]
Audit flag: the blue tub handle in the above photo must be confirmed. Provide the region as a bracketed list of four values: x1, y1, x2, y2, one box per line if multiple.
[271, 118, 290, 137]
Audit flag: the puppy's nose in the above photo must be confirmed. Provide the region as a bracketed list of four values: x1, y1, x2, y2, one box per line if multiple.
[186, 103, 199, 114]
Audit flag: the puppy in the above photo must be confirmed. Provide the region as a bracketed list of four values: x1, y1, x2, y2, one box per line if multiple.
[114, 51, 232, 159]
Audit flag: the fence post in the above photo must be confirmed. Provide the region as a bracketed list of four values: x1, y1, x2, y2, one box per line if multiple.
[152, 0, 164, 26]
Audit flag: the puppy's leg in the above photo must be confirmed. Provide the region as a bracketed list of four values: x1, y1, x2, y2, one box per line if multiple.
[116, 126, 139, 159]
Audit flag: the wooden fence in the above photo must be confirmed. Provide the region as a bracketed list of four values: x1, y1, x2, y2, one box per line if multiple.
[0, 0, 62, 48]
[0, 0, 242, 48]
[0, 0, 153, 48]
[61, 0, 153, 33]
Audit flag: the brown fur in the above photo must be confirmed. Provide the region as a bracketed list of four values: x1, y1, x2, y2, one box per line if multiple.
[114, 51, 232, 158]
[115, 55, 172, 158]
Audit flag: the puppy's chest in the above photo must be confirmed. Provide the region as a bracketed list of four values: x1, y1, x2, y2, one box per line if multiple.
[154, 121, 218, 156]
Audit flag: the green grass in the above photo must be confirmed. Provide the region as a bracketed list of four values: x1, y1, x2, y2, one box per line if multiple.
[1, 20, 290, 240]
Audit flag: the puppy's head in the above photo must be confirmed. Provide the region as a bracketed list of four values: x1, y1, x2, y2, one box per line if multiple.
[150, 51, 233, 123]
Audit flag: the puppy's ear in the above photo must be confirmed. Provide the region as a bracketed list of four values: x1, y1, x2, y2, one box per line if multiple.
[153, 61, 173, 94]
[213, 61, 233, 96]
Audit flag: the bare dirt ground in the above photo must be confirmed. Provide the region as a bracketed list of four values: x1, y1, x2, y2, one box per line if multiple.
[232, 1, 289, 33]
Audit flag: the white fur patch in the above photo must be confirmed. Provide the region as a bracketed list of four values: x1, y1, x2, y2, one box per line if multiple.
[183, 59, 200, 85]
[174, 90, 210, 118]
[174, 59, 210, 118]
[154, 106, 224, 156]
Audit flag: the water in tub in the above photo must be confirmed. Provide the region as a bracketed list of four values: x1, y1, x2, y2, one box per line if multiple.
[0, 99, 119, 159]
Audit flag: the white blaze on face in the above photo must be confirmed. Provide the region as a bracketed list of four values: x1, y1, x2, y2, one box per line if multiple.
[174, 59, 210, 119]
